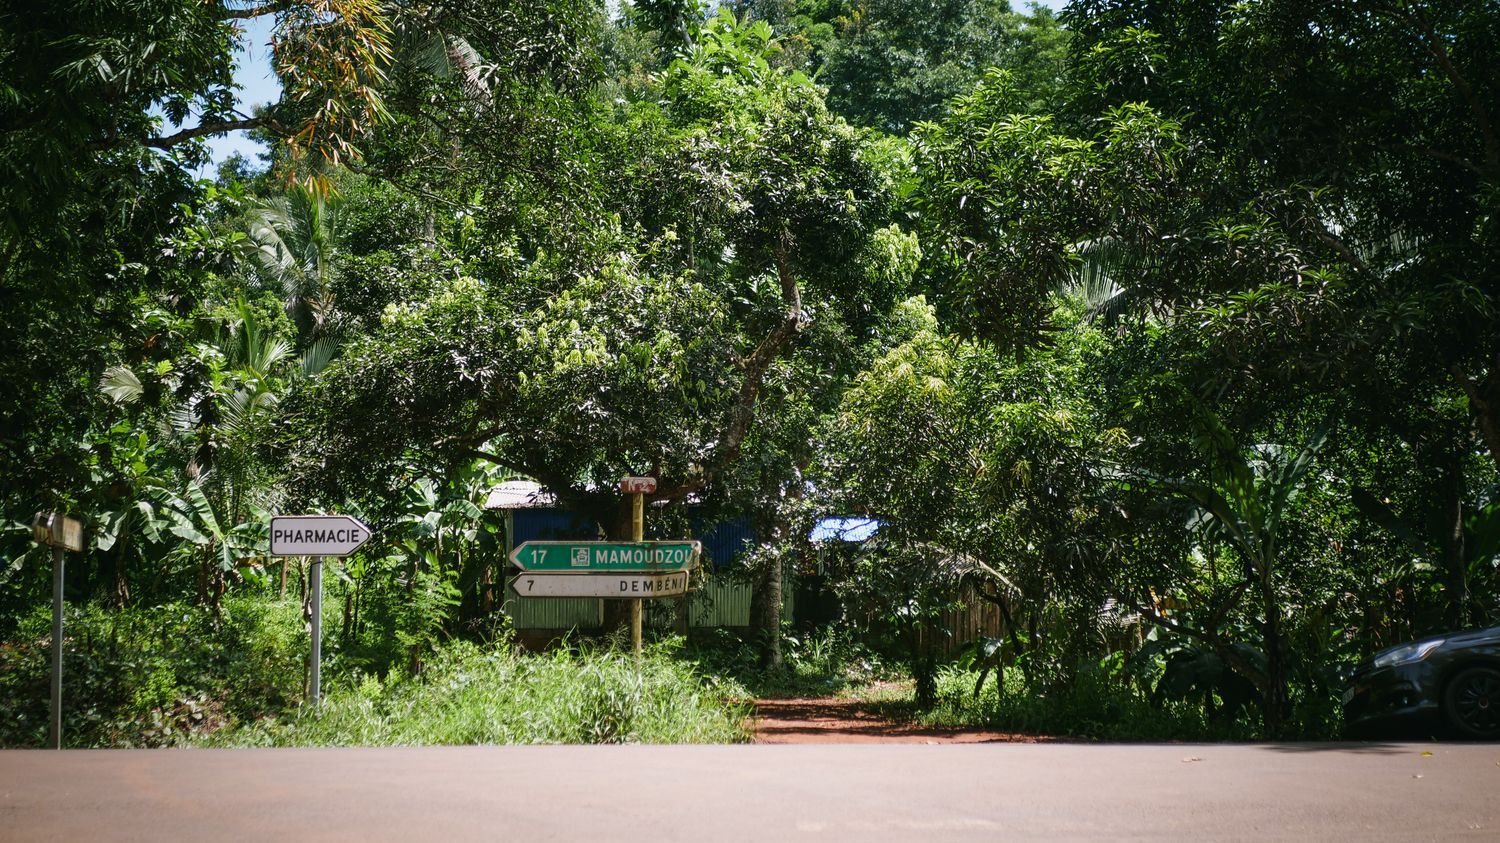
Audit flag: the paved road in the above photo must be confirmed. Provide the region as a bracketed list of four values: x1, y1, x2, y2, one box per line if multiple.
[3, 743, 1498, 840]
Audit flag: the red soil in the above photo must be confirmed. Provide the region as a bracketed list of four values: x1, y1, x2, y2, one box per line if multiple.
[749, 697, 1053, 744]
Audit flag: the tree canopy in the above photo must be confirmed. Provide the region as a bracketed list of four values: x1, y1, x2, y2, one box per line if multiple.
[3, 0, 1498, 743]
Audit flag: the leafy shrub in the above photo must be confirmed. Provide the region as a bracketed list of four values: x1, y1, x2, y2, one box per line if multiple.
[922, 662, 1260, 741]
[685, 624, 892, 698]
[0, 598, 309, 747]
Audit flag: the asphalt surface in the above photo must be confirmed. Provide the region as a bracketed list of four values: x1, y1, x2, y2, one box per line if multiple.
[3, 743, 1498, 841]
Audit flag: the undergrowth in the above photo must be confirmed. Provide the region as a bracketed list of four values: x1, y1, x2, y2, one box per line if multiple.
[0, 598, 310, 747]
[206, 637, 750, 746]
[685, 625, 895, 698]
[1, 598, 750, 747]
[914, 666, 1261, 741]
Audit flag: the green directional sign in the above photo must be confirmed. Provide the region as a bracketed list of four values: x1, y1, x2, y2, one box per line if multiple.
[509, 540, 701, 572]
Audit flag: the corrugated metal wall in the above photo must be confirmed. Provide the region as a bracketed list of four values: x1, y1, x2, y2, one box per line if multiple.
[694, 518, 755, 569]
[688, 577, 751, 627]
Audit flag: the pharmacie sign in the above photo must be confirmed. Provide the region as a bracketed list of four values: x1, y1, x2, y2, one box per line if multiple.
[269, 515, 372, 557]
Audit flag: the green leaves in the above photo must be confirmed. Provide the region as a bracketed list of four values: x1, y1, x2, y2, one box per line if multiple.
[914, 71, 1200, 350]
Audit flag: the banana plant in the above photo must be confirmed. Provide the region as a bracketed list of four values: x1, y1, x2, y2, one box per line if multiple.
[1134, 409, 1330, 737]
[90, 423, 177, 607]
[149, 478, 270, 607]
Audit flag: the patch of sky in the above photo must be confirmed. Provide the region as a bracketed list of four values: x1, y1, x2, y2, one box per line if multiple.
[153, 14, 280, 177]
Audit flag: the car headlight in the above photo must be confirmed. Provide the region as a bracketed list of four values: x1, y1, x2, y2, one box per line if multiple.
[1371, 639, 1444, 669]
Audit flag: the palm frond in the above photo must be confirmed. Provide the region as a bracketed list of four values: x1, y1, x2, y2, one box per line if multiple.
[300, 335, 340, 376]
[1068, 237, 1152, 323]
[101, 365, 144, 403]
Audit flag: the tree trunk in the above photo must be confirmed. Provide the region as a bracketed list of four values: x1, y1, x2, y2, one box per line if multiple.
[751, 553, 784, 669]
[482, 564, 494, 614]
[1258, 565, 1287, 738]
[1438, 442, 1470, 628]
[99, 535, 130, 609]
[456, 542, 487, 624]
[1453, 358, 1500, 476]
[989, 590, 1032, 686]
[912, 620, 937, 709]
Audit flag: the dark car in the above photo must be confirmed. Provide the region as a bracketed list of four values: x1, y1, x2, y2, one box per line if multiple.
[1344, 624, 1500, 739]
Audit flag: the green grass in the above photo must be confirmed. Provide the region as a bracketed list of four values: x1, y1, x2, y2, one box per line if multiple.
[203, 638, 751, 746]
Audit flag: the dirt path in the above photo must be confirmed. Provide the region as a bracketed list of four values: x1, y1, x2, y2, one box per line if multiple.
[749, 697, 1051, 744]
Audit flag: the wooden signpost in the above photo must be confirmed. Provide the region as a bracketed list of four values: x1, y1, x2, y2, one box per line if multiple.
[269, 514, 372, 706]
[509, 476, 701, 657]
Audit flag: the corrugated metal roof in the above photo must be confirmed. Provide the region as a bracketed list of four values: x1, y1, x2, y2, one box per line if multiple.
[484, 480, 557, 510]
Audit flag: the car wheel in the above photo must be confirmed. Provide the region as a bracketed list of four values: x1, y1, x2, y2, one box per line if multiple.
[1443, 666, 1500, 739]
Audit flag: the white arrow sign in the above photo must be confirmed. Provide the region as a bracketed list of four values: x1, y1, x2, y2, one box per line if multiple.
[513, 571, 691, 598]
[269, 515, 372, 557]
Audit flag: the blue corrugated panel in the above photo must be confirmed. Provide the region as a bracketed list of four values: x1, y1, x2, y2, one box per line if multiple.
[694, 517, 756, 569]
[513, 509, 599, 544]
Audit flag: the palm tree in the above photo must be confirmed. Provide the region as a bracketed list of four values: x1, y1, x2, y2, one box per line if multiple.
[243, 185, 343, 346]
[101, 296, 300, 613]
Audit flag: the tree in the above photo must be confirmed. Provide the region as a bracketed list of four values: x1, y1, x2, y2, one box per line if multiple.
[243, 186, 345, 346]
[0, 0, 399, 513]
[813, 296, 1127, 702]
[289, 12, 904, 522]
[1063, 0, 1500, 542]
[739, 0, 1071, 134]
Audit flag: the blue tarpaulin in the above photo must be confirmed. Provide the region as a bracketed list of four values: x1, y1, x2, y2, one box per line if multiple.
[808, 517, 881, 543]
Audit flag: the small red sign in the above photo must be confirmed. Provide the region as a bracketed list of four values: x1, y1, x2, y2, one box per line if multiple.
[619, 476, 657, 494]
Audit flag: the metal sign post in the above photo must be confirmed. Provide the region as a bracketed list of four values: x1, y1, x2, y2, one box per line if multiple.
[32, 512, 82, 750]
[49, 544, 63, 749]
[269, 515, 372, 708]
[309, 556, 322, 705]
